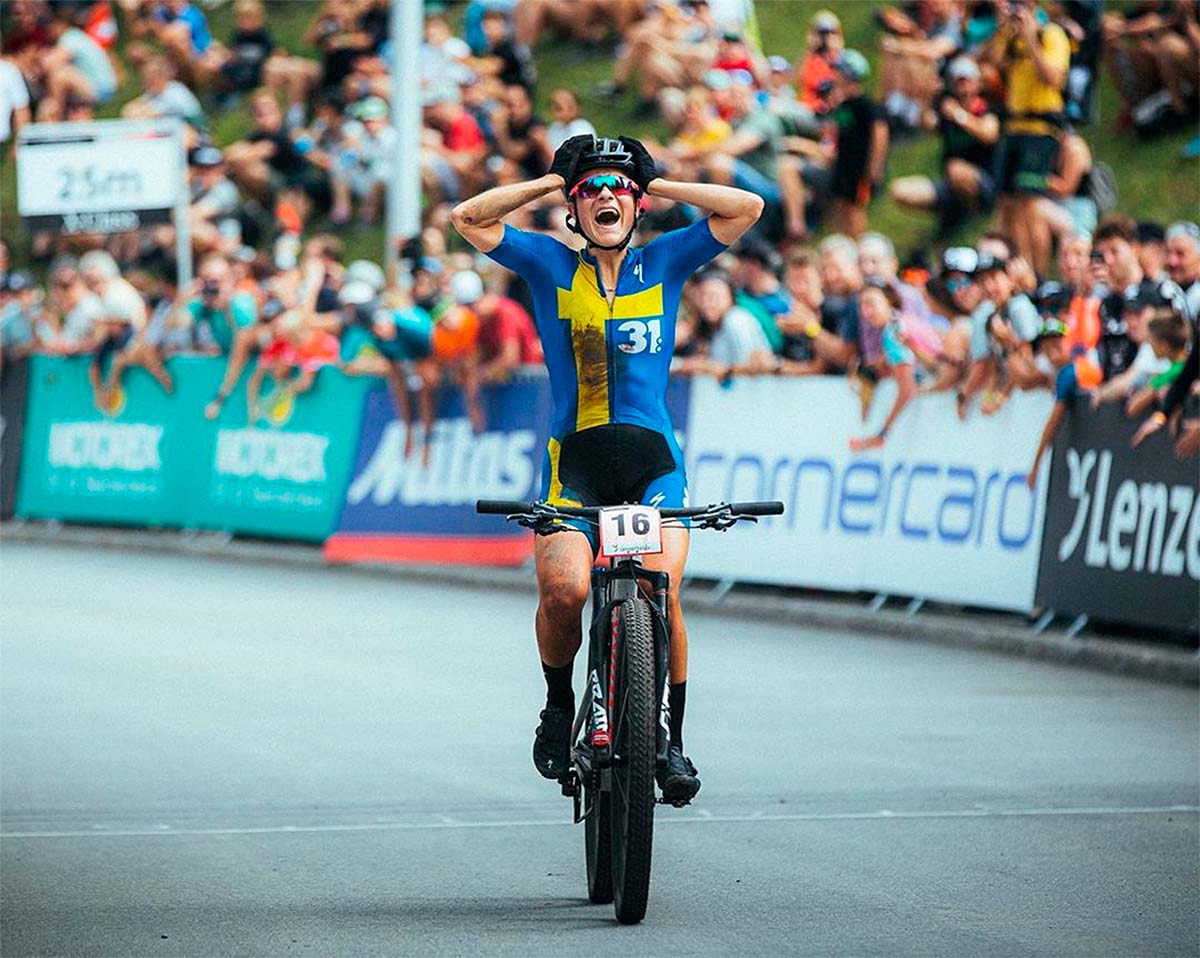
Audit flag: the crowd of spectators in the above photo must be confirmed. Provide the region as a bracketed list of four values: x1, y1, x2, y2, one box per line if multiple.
[0, 0, 1196, 467]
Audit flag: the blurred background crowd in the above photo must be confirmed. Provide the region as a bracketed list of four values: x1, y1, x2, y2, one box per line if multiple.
[1, 0, 1197, 463]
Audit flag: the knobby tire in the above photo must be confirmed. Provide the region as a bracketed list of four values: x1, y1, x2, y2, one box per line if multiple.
[609, 597, 656, 925]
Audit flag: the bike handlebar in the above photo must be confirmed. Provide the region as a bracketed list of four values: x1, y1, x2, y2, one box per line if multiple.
[476, 499, 784, 521]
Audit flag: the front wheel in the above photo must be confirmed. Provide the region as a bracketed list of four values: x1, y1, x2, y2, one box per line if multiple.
[609, 597, 657, 925]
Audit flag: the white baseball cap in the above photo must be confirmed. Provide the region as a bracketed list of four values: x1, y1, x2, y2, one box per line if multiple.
[451, 269, 484, 305]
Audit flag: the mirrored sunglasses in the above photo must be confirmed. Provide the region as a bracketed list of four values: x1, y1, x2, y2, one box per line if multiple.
[570, 174, 639, 200]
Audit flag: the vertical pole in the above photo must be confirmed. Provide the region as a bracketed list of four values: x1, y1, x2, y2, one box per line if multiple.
[171, 119, 193, 290]
[386, 0, 423, 282]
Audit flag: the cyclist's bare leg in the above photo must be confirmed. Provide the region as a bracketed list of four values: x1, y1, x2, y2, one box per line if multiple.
[639, 527, 689, 683]
[534, 530, 593, 668]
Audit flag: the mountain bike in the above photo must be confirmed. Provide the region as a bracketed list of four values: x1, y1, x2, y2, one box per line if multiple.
[475, 498, 784, 924]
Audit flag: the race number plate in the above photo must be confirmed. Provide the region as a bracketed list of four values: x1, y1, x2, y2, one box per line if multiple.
[598, 505, 663, 558]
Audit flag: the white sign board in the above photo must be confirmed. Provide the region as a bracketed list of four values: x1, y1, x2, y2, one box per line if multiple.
[683, 377, 1052, 612]
[599, 505, 663, 558]
[17, 119, 183, 233]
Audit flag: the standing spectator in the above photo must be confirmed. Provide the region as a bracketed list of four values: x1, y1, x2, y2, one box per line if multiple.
[490, 83, 551, 182]
[36, 9, 118, 120]
[811, 234, 864, 372]
[37, 259, 102, 355]
[775, 248, 829, 375]
[453, 275, 543, 385]
[694, 272, 774, 376]
[984, 0, 1071, 275]
[849, 280, 917, 450]
[1058, 232, 1101, 355]
[828, 50, 889, 238]
[1164, 221, 1200, 321]
[339, 95, 399, 224]
[546, 88, 595, 151]
[121, 54, 203, 123]
[1093, 215, 1147, 379]
[889, 56, 999, 230]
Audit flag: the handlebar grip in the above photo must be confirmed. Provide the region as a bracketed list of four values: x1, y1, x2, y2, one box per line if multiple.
[475, 499, 533, 515]
[729, 501, 785, 516]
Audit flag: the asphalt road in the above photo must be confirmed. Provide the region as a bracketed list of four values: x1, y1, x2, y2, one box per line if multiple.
[1, 541, 1196, 957]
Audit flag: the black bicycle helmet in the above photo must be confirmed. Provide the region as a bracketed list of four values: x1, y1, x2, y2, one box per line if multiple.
[567, 136, 637, 191]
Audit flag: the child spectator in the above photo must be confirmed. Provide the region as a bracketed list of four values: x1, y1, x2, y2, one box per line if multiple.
[1125, 309, 1193, 417]
[849, 279, 916, 449]
[546, 88, 595, 151]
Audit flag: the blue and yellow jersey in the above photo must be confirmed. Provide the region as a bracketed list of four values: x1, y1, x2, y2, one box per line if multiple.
[484, 217, 726, 447]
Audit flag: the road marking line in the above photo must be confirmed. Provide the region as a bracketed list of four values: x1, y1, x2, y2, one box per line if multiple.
[0, 805, 1194, 839]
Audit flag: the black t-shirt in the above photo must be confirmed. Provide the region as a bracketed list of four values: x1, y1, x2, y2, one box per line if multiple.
[488, 40, 536, 91]
[506, 114, 547, 177]
[249, 129, 305, 176]
[224, 27, 273, 88]
[938, 94, 996, 171]
[832, 95, 880, 197]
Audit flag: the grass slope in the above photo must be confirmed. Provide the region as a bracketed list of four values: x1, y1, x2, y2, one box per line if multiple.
[3, 0, 1195, 271]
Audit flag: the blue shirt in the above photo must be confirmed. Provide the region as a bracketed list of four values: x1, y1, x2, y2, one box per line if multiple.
[485, 218, 726, 444]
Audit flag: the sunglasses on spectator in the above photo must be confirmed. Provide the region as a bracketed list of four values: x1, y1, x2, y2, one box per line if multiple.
[946, 276, 972, 292]
[570, 174, 639, 200]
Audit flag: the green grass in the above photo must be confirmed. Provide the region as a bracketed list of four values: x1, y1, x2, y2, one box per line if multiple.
[3, 0, 1196, 272]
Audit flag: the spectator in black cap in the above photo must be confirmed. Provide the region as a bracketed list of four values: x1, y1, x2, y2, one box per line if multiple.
[185, 146, 242, 256]
[732, 238, 789, 352]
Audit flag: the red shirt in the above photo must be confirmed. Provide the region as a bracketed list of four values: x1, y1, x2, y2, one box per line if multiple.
[444, 112, 485, 153]
[480, 297, 542, 366]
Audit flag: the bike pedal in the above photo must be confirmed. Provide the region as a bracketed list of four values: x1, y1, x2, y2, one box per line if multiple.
[657, 796, 692, 808]
[559, 771, 579, 798]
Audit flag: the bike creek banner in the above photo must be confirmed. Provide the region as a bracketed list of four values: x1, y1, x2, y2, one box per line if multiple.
[681, 376, 1053, 612]
[1, 356, 31, 519]
[324, 372, 691, 565]
[16, 356, 371, 540]
[1035, 400, 1199, 635]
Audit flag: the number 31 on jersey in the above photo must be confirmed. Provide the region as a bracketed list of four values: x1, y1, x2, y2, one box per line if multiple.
[617, 319, 662, 354]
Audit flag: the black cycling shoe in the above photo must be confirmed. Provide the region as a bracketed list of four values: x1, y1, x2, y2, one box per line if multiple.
[533, 705, 573, 780]
[657, 745, 701, 805]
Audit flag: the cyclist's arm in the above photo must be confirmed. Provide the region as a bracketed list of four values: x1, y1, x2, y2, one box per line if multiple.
[450, 174, 566, 253]
[646, 179, 763, 246]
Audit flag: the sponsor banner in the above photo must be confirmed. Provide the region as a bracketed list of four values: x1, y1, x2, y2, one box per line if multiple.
[1, 357, 31, 519]
[683, 377, 1052, 612]
[1036, 401, 1199, 635]
[325, 373, 691, 565]
[16, 356, 370, 541]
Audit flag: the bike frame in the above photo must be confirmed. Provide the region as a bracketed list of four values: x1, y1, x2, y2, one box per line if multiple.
[567, 556, 671, 822]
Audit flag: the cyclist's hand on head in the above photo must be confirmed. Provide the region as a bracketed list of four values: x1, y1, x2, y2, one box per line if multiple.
[550, 134, 593, 190]
[619, 135, 658, 193]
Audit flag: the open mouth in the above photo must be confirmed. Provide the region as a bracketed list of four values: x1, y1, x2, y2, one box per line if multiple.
[595, 209, 620, 227]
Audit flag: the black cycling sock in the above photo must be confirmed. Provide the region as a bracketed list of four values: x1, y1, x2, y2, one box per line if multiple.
[668, 681, 686, 749]
[542, 661, 574, 711]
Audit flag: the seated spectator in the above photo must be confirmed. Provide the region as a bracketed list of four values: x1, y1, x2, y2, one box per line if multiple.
[597, 0, 719, 113]
[827, 51, 889, 238]
[226, 90, 329, 214]
[795, 9, 843, 111]
[666, 85, 731, 180]
[890, 56, 999, 231]
[36, 258, 102, 355]
[181, 146, 242, 255]
[489, 83, 551, 182]
[306, 0, 384, 97]
[703, 79, 807, 241]
[336, 95, 398, 225]
[472, 7, 536, 96]
[217, 0, 276, 97]
[145, 0, 219, 85]
[121, 54, 202, 123]
[35, 8, 117, 120]
[1033, 130, 1099, 258]
[1103, 0, 1199, 133]
[849, 279, 918, 447]
[1165, 221, 1200, 320]
[546, 88, 595, 151]
[422, 82, 489, 205]
[515, 0, 646, 48]
[879, 0, 964, 132]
